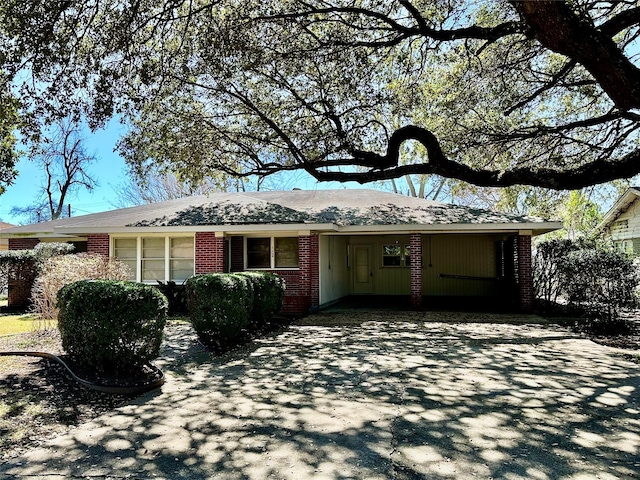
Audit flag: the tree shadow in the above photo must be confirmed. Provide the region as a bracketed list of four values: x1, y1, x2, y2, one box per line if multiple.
[1, 316, 638, 479]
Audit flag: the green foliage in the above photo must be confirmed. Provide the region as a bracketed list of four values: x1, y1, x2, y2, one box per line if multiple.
[56, 280, 168, 374]
[560, 249, 639, 331]
[185, 274, 254, 350]
[236, 272, 285, 325]
[533, 239, 580, 304]
[2, 2, 640, 190]
[32, 242, 75, 261]
[0, 242, 75, 293]
[534, 239, 640, 333]
[0, 72, 20, 192]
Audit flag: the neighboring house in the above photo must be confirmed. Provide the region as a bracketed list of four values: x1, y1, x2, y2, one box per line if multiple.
[598, 187, 640, 254]
[0, 189, 561, 314]
[0, 222, 14, 251]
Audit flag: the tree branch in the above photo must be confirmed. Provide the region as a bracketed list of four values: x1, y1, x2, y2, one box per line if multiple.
[511, 0, 640, 110]
[301, 125, 640, 190]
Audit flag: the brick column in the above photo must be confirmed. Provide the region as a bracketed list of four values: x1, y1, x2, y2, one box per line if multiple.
[195, 232, 225, 274]
[409, 233, 423, 310]
[517, 234, 533, 311]
[87, 234, 109, 256]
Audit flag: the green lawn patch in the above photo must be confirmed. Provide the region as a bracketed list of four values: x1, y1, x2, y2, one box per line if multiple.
[0, 314, 40, 336]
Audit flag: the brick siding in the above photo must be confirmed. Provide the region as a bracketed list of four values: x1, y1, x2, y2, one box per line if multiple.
[195, 232, 225, 274]
[207, 234, 319, 316]
[8, 238, 40, 250]
[517, 235, 533, 311]
[409, 233, 423, 310]
[87, 234, 109, 256]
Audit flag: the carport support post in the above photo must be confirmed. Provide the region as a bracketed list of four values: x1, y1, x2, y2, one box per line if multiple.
[517, 233, 533, 312]
[410, 233, 423, 310]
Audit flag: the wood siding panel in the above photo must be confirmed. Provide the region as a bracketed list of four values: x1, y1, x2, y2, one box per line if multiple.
[611, 199, 640, 241]
[350, 235, 411, 295]
[423, 234, 500, 297]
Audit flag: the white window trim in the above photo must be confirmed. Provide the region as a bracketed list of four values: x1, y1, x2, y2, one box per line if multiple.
[111, 235, 195, 283]
[244, 236, 300, 271]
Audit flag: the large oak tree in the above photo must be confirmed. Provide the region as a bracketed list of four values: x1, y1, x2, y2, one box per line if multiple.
[1, 0, 639, 191]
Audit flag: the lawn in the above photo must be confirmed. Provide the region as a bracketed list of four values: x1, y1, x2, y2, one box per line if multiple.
[0, 314, 46, 336]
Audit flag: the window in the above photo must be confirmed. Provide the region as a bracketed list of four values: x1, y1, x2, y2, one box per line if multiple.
[614, 240, 633, 254]
[142, 237, 165, 282]
[113, 236, 194, 283]
[170, 237, 195, 281]
[247, 238, 271, 268]
[246, 237, 299, 269]
[382, 244, 402, 266]
[275, 237, 299, 268]
[114, 238, 136, 280]
[382, 244, 410, 267]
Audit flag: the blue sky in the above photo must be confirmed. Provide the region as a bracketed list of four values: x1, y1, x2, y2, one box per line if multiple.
[0, 119, 372, 225]
[0, 119, 130, 224]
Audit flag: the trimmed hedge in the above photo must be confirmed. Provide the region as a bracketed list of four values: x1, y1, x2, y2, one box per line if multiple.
[185, 274, 254, 349]
[57, 280, 168, 374]
[236, 271, 286, 325]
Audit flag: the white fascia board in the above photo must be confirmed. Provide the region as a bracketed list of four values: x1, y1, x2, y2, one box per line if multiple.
[54, 223, 339, 235]
[0, 232, 75, 239]
[332, 222, 563, 235]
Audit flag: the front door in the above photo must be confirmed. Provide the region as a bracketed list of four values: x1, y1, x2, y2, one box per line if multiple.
[353, 245, 373, 294]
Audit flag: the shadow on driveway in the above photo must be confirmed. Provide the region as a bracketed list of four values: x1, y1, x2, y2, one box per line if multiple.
[1, 312, 639, 479]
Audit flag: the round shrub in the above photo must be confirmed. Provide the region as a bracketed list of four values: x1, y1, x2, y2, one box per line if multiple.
[57, 280, 168, 374]
[236, 272, 285, 325]
[185, 273, 254, 349]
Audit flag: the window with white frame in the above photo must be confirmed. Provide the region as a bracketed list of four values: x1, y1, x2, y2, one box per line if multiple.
[246, 237, 299, 269]
[382, 244, 410, 267]
[170, 237, 195, 281]
[113, 236, 194, 282]
[113, 238, 137, 280]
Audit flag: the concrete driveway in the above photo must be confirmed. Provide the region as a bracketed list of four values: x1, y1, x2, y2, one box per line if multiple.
[1, 311, 639, 479]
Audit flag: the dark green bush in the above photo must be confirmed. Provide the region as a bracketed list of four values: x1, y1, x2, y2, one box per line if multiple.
[156, 280, 188, 314]
[185, 273, 254, 349]
[559, 248, 639, 331]
[533, 238, 579, 304]
[57, 280, 168, 374]
[236, 272, 285, 325]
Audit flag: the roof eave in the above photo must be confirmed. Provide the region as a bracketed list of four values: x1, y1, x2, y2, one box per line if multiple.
[1, 221, 563, 238]
[334, 222, 562, 236]
[596, 187, 640, 233]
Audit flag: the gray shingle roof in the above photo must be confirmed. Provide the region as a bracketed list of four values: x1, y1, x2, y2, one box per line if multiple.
[2, 189, 558, 235]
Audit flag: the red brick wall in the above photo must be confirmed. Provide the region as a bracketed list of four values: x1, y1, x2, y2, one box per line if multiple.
[213, 234, 319, 316]
[409, 233, 423, 310]
[8, 238, 40, 250]
[87, 234, 109, 256]
[517, 234, 533, 311]
[195, 232, 225, 274]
